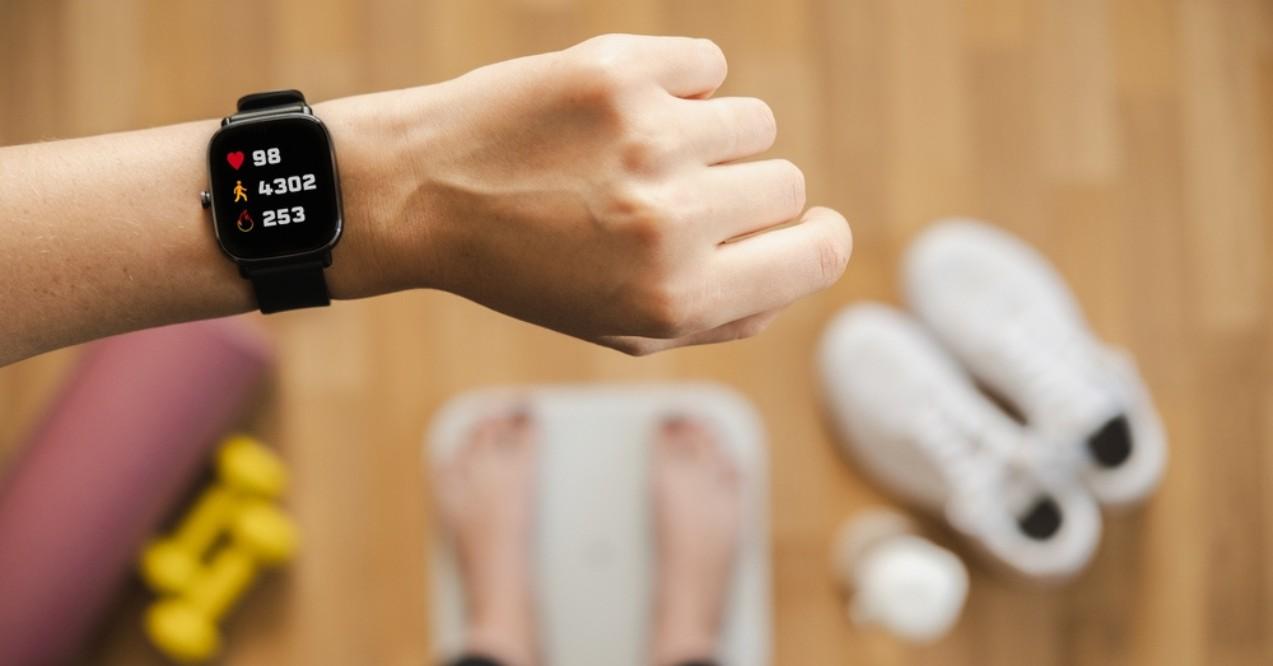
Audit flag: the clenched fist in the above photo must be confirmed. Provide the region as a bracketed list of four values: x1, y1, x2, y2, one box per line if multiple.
[332, 34, 852, 354]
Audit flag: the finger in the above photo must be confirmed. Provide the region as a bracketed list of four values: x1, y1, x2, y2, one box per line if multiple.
[705, 206, 852, 325]
[674, 96, 776, 164]
[674, 159, 805, 241]
[641, 36, 728, 98]
[598, 308, 781, 355]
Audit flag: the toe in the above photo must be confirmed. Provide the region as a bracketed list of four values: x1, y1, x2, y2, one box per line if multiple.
[468, 416, 504, 454]
[685, 421, 720, 464]
[717, 454, 740, 487]
[659, 415, 696, 455]
[502, 409, 537, 456]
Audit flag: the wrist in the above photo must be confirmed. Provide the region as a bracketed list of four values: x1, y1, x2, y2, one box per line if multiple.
[314, 87, 448, 300]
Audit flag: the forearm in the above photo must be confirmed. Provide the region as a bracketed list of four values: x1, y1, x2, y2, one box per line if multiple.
[0, 91, 412, 365]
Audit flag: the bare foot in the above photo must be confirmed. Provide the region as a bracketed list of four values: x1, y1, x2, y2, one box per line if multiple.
[434, 409, 539, 666]
[651, 417, 742, 666]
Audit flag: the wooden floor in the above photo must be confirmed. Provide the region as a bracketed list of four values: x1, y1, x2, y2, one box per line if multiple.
[2, 1, 1271, 664]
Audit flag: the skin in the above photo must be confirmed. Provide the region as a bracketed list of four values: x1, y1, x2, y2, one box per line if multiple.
[433, 411, 540, 665]
[650, 417, 742, 666]
[434, 411, 740, 666]
[0, 34, 852, 365]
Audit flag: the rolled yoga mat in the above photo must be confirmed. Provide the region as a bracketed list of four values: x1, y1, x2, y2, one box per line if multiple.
[0, 318, 273, 665]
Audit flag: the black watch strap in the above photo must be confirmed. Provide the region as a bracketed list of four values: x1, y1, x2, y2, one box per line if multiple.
[225, 90, 332, 314]
[237, 89, 306, 112]
[241, 259, 331, 314]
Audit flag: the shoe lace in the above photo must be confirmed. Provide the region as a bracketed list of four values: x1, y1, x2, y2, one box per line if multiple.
[910, 392, 1027, 537]
[980, 308, 1117, 439]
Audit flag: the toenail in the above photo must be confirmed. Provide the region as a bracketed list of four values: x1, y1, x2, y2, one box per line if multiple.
[509, 407, 530, 426]
[661, 414, 691, 432]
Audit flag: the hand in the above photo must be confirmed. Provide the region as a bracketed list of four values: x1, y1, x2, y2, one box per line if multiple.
[350, 34, 853, 354]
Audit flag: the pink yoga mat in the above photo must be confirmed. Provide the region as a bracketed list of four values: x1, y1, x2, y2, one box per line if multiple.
[0, 317, 273, 665]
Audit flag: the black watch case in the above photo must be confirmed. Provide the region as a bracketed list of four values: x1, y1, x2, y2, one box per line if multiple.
[205, 112, 343, 267]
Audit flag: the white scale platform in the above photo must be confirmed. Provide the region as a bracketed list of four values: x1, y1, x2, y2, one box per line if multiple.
[425, 384, 771, 666]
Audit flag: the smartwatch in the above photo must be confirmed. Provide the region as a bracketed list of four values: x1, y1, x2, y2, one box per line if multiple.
[201, 90, 343, 314]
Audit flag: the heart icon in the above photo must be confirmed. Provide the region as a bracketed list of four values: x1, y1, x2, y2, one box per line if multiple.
[226, 151, 245, 170]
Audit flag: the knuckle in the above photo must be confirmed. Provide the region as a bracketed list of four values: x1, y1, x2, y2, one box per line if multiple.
[600, 183, 658, 221]
[599, 184, 672, 250]
[635, 282, 696, 339]
[746, 98, 778, 146]
[619, 129, 674, 174]
[600, 182, 651, 216]
[734, 313, 775, 340]
[581, 33, 633, 53]
[626, 215, 669, 254]
[777, 159, 807, 216]
[607, 337, 656, 357]
[814, 232, 851, 286]
[578, 60, 629, 100]
[710, 104, 742, 159]
[697, 38, 728, 83]
[567, 63, 626, 106]
[567, 46, 634, 102]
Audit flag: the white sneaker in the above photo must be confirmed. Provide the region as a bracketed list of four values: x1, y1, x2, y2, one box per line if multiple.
[817, 304, 1101, 581]
[903, 219, 1167, 507]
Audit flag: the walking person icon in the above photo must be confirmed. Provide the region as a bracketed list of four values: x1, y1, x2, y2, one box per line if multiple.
[233, 180, 248, 203]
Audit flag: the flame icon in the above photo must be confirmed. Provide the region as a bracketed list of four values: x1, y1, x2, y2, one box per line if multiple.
[236, 210, 254, 232]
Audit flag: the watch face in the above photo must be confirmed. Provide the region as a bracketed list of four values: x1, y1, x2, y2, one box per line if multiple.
[208, 115, 341, 261]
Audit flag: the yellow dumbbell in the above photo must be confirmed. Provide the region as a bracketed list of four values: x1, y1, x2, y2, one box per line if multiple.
[145, 498, 297, 663]
[141, 435, 286, 594]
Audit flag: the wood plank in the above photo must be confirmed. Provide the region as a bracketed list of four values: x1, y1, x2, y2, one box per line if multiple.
[0, 0, 1269, 663]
